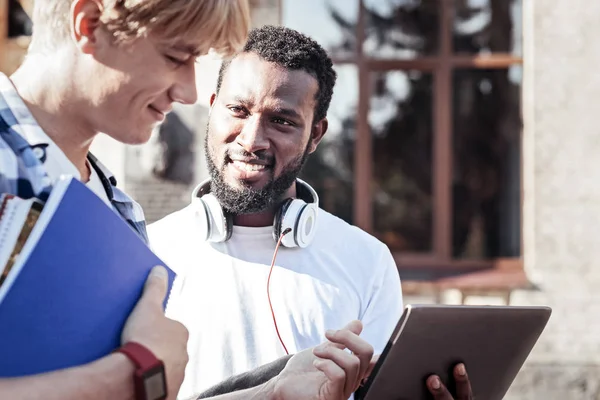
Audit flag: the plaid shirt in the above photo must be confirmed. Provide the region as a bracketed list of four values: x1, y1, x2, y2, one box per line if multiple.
[0, 74, 148, 243]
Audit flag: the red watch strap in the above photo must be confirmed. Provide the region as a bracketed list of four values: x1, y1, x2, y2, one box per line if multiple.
[116, 342, 162, 370]
[115, 342, 167, 400]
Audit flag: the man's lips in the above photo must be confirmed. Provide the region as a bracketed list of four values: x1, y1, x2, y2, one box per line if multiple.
[231, 160, 268, 172]
[148, 105, 165, 122]
[226, 157, 273, 181]
[148, 104, 172, 122]
[227, 154, 273, 168]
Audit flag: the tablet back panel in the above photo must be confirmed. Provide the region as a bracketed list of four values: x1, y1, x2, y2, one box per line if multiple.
[358, 304, 551, 400]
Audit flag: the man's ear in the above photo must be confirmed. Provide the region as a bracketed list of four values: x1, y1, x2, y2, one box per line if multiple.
[71, 0, 103, 55]
[308, 118, 328, 154]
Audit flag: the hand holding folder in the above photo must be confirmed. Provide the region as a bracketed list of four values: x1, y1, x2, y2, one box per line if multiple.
[0, 175, 177, 377]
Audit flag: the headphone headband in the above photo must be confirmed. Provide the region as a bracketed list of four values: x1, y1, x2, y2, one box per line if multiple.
[191, 178, 319, 248]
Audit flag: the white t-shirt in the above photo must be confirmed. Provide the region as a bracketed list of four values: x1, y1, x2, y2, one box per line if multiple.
[148, 204, 403, 399]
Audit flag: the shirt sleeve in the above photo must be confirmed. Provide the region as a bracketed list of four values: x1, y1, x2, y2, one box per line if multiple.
[195, 355, 293, 399]
[358, 246, 404, 355]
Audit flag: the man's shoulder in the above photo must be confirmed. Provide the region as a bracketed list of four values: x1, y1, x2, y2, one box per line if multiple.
[0, 128, 18, 167]
[147, 203, 198, 248]
[0, 121, 50, 200]
[313, 209, 399, 292]
[147, 203, 205, 274]
[315, 208, 392, 259]
[0, 117, 22, 171]
[0, 132, 17, 193]
[149, 203, 195, 230]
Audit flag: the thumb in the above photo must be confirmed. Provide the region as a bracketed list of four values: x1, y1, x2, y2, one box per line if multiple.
[142, 265, 168, 307]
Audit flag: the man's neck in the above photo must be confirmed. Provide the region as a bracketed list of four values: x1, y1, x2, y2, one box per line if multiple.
[9, 55, 96, 181]
[233, 212, 277, 228]
[232, 184, 297, 227]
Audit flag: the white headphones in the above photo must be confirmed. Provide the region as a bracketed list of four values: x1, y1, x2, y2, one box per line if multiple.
[191, 178, 319, 248]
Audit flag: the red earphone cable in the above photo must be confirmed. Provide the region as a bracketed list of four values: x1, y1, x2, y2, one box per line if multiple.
[267, 227, 292, 355]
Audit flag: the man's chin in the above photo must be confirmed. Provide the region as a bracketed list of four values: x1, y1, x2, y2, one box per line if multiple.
[223, 173, 272, 192]
[107, 128, 154, 146]
[238, 180, 272, 192]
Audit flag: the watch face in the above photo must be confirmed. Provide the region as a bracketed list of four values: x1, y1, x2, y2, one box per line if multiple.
[143, 366, 167, 400]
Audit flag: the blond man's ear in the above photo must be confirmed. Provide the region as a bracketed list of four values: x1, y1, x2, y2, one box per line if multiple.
[70, 0, 104, 55]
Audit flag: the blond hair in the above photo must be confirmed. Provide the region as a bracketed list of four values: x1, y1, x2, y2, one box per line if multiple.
[30, 0, 250, 57]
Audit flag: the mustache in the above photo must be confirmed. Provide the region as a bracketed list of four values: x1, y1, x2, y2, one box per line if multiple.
[225, 149, 275, 166]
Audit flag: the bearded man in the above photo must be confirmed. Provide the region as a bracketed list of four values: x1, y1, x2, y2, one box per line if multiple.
[148, 25, 403, 400]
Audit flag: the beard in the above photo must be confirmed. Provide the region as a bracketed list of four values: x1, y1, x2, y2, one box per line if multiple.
[204, 130, 310, 215]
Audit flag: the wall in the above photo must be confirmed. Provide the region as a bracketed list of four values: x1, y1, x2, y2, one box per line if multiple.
[501, 0, 600, 398]
[121, 102, 208, 224]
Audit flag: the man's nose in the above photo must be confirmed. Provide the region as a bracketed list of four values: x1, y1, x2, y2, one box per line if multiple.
[236, 116, 269, 153]
[169, 63, 198, 105]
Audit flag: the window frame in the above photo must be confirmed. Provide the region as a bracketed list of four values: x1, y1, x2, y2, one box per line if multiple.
[299, 0, 525, 277]
[280, 0, 530, 289]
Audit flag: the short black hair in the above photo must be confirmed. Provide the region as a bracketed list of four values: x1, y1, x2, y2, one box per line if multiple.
[216, 25, 337, 123]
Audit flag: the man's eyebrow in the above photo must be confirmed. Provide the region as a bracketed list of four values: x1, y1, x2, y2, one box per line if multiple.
[230, 96, 253, 106]
[170, 44, 202, 57]
[272, 107, 302, 120]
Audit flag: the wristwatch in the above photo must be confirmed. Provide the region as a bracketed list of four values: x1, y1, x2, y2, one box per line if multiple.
[115, 342, 168, 400]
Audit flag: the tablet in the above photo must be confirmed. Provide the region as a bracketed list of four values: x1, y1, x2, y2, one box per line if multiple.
[355, 304, 552, 400]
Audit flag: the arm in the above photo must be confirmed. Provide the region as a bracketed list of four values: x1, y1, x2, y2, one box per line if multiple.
[198, 329, 474, 400]
[0, 354, 135, 400]
[359, 247, 403, 354]
[0, 266, 189, 400]
[197, 355, 293, 399]
[201, 321, 374, 400]
[196, 382, 278, 400]
[202, 350, 475, 400]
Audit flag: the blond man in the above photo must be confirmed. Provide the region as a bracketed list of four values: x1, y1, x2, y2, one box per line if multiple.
[0, 1, 378, 399]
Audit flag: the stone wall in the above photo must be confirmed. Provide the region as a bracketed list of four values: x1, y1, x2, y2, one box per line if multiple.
[502, 1, 600, 398]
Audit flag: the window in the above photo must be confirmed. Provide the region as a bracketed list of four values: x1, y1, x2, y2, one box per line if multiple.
[1, 0, 33, 75]
[8, 0, 32, 38]
[283, 0, 523, 276]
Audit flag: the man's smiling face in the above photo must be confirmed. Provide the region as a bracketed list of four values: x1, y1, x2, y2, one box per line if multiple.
[204, 52, 321, 214]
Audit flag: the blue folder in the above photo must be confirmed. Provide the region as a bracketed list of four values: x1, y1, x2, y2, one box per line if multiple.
[0, 176, 175, 377]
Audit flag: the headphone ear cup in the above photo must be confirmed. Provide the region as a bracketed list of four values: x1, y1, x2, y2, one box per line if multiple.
[293, 203, 318, 248]
[201, 193, 233, 242]
[277, 199, 318, 248]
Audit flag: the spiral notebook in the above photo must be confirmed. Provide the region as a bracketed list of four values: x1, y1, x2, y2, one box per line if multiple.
[0, 175, 175, 377]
